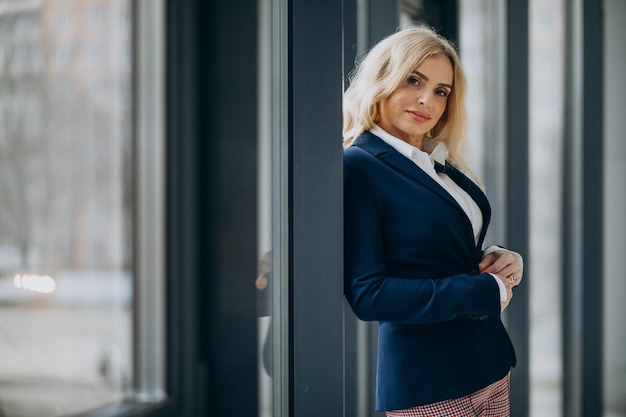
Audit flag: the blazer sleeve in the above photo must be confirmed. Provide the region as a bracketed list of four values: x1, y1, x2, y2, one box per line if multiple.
[343, 153, 501, 325]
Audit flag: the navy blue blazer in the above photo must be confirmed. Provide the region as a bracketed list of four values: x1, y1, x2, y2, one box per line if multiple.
[343, 132, 516, 411]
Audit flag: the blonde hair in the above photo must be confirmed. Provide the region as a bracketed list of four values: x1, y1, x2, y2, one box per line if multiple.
[343, 26, 479, 183]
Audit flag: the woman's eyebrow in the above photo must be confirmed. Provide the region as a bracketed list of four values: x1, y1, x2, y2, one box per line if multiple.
[411, 70, 452, 89]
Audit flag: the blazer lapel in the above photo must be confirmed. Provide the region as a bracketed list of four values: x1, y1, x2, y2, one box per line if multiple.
[355, 133, 460, 209]
[354, 132, 492, 247]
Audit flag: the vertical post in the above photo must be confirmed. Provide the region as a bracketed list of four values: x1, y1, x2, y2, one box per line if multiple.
[343, 2, 360, 417]
[167, 0, 260, 415]
[368, 0, 398, 45]
[562, 0, 604, 416]
[290, 0, 345, 416]
[603, 0, 626, 413]
[196, 0, 260, 415]
[579, 1, 604, 414]
[165, 1, 203, 414]
[133, 0, 166, 402]
[505, 2, 530, 417]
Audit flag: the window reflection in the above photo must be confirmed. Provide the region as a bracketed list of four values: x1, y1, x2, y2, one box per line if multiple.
[0, 0, 132, 415]
[257, 0, 288, 416]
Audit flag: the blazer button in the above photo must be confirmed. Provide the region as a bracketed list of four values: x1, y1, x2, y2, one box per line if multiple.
[479, 315, 488, 320]
[470, 269, 478, 275]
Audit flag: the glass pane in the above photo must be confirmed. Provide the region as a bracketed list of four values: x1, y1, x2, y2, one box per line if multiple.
[528, 1, 564, 416]
[0, 0, 132, 415]
[604, 1, 626, 416]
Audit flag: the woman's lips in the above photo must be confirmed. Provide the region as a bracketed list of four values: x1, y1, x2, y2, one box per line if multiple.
[407, 110, 431, 122]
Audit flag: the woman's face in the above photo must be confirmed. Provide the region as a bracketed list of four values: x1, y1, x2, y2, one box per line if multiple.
[377, 54, 453, 148]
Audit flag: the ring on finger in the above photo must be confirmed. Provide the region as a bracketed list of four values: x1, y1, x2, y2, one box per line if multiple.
[508, 275, 515, 285]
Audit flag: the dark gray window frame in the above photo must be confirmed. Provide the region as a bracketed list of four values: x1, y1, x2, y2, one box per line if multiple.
[290, 0, 345, 416]
[505, 2, 530, 417]
[561, 1, 604, 416]
[161, 0, 261, 416]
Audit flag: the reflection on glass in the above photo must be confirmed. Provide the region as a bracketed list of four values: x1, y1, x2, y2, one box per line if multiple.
[256, 251, 273, 417]
[0, 0, 132, 415]
[257, 2, 274, 416]
[257, 0, 288, 416]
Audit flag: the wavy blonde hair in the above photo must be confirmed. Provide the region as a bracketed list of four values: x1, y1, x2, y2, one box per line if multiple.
[343, 26, 480, 184]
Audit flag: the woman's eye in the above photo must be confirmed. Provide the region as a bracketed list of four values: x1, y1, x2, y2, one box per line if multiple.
[435, 89, 449, 97]
[407, 76, 420, 86]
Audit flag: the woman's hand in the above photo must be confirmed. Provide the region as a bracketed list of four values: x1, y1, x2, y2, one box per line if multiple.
[479, 250, 522, 312]
[496, 273, 514, 312]
[479, 250, 522, 287]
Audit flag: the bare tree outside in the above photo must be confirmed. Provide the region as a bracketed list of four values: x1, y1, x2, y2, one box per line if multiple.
[0, 6, 44, 270]
[0, 1, 132, 415]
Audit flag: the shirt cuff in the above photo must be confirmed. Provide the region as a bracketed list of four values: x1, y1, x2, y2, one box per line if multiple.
[490, 273, 508, 301]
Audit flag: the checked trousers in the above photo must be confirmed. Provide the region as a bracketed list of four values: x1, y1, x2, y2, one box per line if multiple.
[385, 373, 510, 417]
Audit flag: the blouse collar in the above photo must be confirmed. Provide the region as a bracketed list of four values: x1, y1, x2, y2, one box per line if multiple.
[369, 125, 449, 167]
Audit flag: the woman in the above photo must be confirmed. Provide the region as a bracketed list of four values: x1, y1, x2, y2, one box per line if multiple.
[343, 26, 523, 416]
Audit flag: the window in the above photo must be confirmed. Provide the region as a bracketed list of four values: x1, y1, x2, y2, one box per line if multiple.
[528, 1, 565, 415]
[53, 10, 70, 32]
[0, 1, 145, 415]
